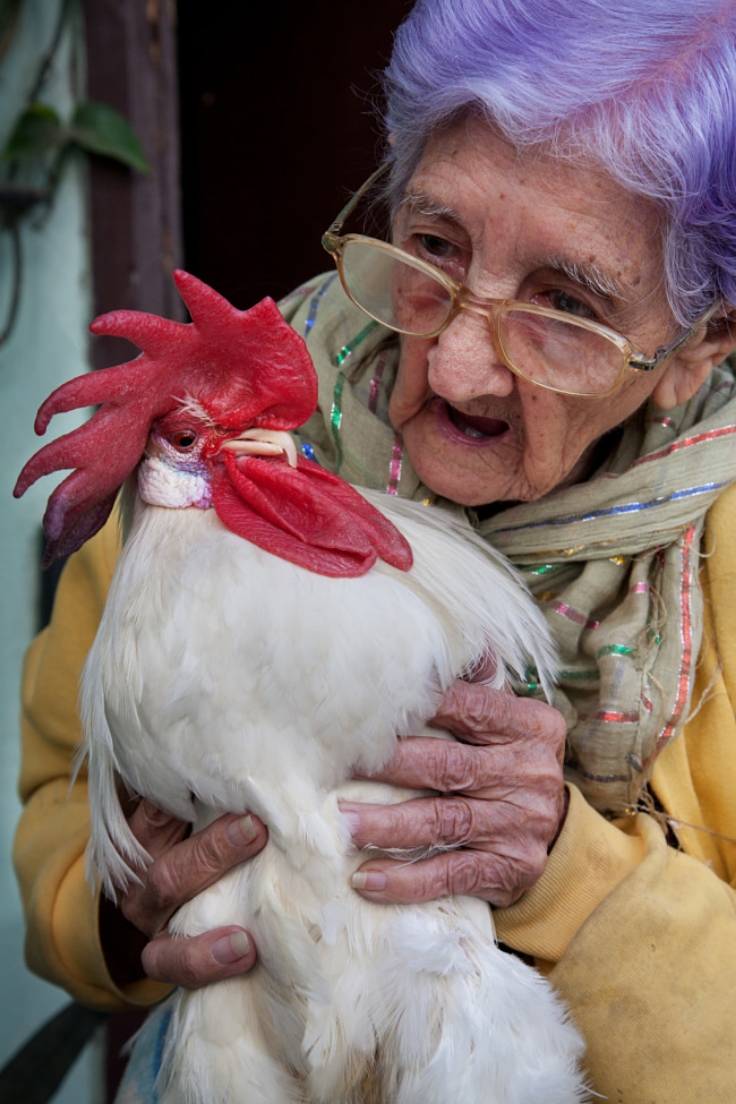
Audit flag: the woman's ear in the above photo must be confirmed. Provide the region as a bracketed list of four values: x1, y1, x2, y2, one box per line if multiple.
[652, 311, 736, 409]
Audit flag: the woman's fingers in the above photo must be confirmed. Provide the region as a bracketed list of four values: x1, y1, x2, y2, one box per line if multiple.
[431, 682, 567, 758]
[353, 733, 559, 800]
[351, 844, 546, 909]
[342, 788, 551, 851]
[141, 925, 257, 989]
[120, 804, 268, 939]
[345, 680, 568, 907]
[343, 787, 551, 907]
[99, 794, 269, 993]
[125, 798, 190, 858]
[104, 805, 268, 989]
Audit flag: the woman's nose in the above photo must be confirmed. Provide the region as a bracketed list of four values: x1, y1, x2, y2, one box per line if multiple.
[426, 308, 515, 402]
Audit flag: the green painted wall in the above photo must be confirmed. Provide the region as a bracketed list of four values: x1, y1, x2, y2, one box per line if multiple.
[0, 2, 100, 1099]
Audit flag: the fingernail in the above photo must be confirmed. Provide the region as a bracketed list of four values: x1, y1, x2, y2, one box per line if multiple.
[228, 814, 257, 845]
[212, 931, 251, 964]
[351, 870, 388, 891]
[339, 805, 361, 835]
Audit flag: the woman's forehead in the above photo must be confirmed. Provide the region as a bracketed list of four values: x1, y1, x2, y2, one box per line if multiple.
[403, 118, 663, 298]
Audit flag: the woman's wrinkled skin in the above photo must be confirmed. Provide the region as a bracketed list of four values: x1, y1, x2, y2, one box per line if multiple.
[103, 801, 266, 988]
[387, 119, 724, 507]
[107, 119, 731, 991]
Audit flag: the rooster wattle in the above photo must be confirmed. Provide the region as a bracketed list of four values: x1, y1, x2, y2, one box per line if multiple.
[15, 271, 587, 1104]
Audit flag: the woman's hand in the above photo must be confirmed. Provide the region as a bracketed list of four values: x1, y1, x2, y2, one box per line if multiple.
[99, 799, 268, 990]
[342, 681, 568, 908]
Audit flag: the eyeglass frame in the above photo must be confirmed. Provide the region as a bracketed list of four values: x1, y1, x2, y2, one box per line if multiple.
[322, 162, 723, 398]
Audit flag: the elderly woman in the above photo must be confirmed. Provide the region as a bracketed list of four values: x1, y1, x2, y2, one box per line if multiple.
[15, 0, 736, 1099]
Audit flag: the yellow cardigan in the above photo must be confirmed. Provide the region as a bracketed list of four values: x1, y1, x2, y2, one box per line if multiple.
[14, 485, 736, 1102]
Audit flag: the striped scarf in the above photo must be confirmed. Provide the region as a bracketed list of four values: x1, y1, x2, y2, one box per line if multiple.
[481, 366, 736, 813]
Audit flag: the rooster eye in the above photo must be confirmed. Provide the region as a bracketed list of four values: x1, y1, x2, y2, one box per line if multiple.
[170, 429, 199, 450]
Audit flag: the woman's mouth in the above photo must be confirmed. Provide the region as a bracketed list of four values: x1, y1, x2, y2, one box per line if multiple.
[445, 402, 510, 440]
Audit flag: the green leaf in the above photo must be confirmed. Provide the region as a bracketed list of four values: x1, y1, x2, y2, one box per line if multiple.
[68, 101, 150, 174]
[3, 103, 64, 161]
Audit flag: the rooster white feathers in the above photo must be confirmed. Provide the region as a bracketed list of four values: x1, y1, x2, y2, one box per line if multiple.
[16, 272, 587, 1104]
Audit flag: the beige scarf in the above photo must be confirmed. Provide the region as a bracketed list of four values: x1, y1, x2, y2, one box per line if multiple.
[282, 274, 736, 815]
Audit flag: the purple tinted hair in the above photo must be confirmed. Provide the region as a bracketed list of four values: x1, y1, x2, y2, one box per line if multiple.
[382, 0, 736, 324]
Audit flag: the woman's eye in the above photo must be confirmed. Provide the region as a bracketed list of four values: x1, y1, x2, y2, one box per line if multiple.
[543, 289, 598, 321]
[416, 233, 454, 260]
[409, 233, 467, 279]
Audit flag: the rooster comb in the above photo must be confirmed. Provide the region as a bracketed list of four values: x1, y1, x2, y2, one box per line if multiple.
[14, 271, 318, 566]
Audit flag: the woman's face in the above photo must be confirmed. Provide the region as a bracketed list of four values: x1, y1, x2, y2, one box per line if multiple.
[388, 119, 687, 506]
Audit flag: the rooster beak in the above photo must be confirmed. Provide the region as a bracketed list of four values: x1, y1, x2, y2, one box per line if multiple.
[220, 428, 298, 468]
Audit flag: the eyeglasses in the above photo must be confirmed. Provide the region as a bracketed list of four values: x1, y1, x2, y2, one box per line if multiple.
[322, 164, 722, 398]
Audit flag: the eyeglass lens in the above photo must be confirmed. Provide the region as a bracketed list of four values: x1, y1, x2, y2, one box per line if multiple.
[340, 240, 625, 396]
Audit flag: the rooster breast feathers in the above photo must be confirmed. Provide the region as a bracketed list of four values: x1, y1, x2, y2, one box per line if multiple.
[82, 485, 554, 894]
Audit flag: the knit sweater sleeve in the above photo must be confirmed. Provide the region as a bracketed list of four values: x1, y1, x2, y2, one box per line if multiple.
[13, 516, 171, 1012]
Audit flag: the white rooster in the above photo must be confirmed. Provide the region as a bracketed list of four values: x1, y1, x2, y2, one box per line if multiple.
[15, 271, 587, 1104]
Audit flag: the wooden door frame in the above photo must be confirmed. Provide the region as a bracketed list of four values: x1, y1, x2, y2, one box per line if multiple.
[83, 0, 184, 374]
[81, 7, 184, 1097]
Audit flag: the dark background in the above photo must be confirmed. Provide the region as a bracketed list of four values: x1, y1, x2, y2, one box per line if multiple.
[176, 0, 414, 307]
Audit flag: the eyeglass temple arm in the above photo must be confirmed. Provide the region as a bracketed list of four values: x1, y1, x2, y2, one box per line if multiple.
[323, 162, 391, 242]
[628, 301, 723, 371]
